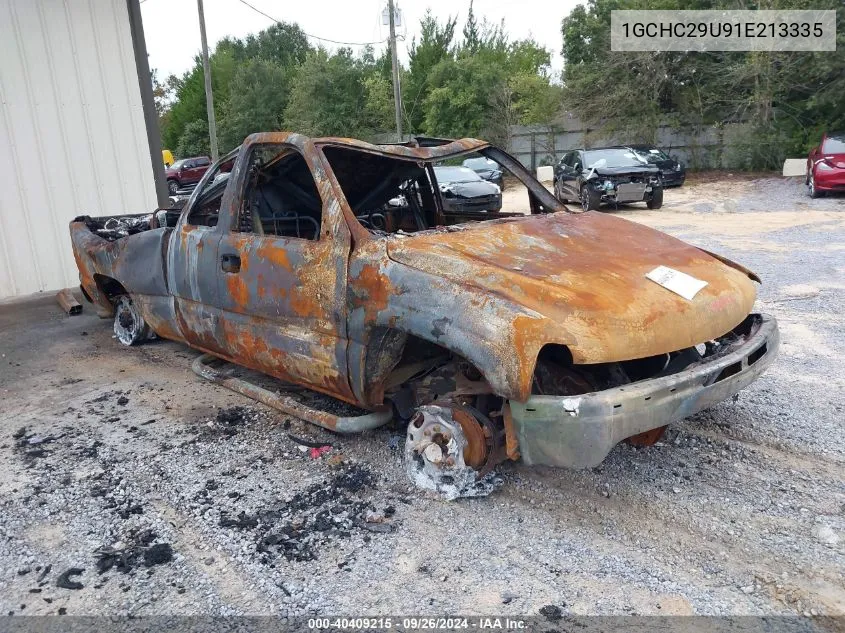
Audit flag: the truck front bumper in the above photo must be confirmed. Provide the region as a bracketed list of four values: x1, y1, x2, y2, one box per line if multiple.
[509, 313, 779, 468]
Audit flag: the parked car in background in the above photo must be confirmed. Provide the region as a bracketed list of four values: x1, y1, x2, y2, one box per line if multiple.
[461, 156, 504, 188]
[806, 132, 845, 198]
[165, 156, 211, 194]
[627, 145, 686, 187]
[433, 165, 502, 213]
[554, 147, 663, 211]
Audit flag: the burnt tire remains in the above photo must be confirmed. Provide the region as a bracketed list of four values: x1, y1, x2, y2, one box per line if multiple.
[404, 404, 502, 500]
[113, 295, 150, 346]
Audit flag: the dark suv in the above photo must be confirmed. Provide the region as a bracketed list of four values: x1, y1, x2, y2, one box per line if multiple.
[625, 145, 686, 187]
[165, 156, 211, 194]
[554, 147, 663, 211]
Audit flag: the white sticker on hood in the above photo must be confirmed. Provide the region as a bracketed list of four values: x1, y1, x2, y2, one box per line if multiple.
[646, 265, 708, 300]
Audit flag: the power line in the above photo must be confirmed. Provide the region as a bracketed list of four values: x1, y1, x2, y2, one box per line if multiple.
[234, 0, 387, 46]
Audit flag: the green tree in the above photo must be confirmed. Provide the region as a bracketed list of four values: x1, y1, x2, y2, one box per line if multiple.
[507, 39, 552, 76]
[423, 56, 506, 138]
[229, 22, 310, 68]
[283, 48, 376, 138]
[358, 45, 398, 135]
[461, 1, 481, 55]
[404, 11, 457, 133]
[175, 119, 211, 158]
[363, 73, 396, 134]
[151, 69, 180, 147]
[151, 69, 171, 117]
[162, 46, 237, 153]
[457, 2, 507, 63]
[560, 0, 845, 168]
[218, 59, 290, 151]
[511, 74, 562, 125]
[561, 0, 688, 143]
[162, 22, 308, 154]
[421, 7, 559, 142]
[158, 8, 565, 154]
[162, 63, 206, 151]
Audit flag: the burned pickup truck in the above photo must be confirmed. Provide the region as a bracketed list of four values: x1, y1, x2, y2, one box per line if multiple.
[70, 133, 779, 498]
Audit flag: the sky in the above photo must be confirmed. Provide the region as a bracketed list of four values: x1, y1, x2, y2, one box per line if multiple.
[140, 0, 583, 81]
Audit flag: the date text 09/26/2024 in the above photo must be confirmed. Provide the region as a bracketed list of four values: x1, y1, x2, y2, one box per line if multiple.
[307, 617, 529, 630]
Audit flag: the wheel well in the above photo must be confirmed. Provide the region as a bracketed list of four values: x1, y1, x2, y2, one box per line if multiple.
[536, 343, 574, 367]
[530, 343, 598, 396]
[93, 274, 128, 304]
[79, 284, 93, 303]
[363, 329, 488, 406]
[368, 331, 580, 404]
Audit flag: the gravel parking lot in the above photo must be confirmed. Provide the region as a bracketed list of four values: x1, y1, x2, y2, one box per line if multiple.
[1, 174, 843, 618]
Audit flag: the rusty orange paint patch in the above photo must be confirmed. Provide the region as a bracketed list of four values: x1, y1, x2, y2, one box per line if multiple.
[227, 273, 250, 307]
[351, 263, 393, 319]
[256, 239, 293, 271]
[511, 313, 552, 401]
[223, 323, 270, 359]
[289, 290, 325, 319]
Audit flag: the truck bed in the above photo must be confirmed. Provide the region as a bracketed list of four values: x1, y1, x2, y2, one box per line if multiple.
[74, 208, 181, 241]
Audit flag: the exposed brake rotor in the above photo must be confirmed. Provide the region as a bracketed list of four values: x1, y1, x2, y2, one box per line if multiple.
[451, 407, 488, 469]
[404, 403, 503, 500]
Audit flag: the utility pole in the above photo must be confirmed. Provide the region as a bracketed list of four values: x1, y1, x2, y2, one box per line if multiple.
[197, 0, 219, 161]
[387, 0, 402, 142]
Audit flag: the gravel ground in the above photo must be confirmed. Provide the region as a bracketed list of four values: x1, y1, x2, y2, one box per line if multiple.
[0, 175, 843, 618]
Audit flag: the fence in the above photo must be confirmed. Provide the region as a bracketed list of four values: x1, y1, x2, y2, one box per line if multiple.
[508, 115, 754, 171]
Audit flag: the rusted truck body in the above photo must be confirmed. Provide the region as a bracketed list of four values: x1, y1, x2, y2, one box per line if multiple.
[70, 133, 779, 497]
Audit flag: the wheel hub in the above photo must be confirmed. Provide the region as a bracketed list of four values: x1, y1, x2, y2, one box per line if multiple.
[113, 297, 148, 346]
[118, 308, 135, 330]
[404, 404, 501, 500]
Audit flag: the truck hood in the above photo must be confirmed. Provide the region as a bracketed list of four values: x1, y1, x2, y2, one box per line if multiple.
[385, 211, 758, 363]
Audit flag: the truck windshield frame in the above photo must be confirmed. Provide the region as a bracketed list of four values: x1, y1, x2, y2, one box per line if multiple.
[320, 144, 564, 238]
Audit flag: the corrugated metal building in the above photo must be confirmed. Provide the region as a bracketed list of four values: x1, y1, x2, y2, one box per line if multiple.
[0, 0, 164, 300]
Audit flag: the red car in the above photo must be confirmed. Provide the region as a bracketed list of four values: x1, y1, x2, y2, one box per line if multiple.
[807, 132, 845, 198]
[165, 156, 211, 194]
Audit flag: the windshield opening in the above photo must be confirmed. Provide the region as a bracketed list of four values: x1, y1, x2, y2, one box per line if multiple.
[462, 157, 498, 171]
[631, 147, 671, 163]
[321, 145, 561, 236]
[822, 134, 845, 154]
[585, 149, 649, 168]
[433, 166, 482, 183]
